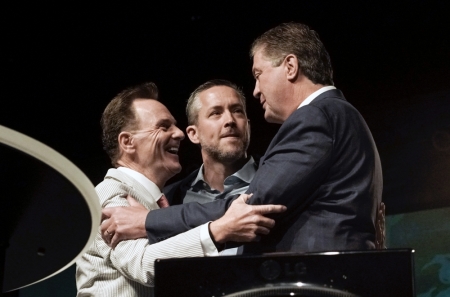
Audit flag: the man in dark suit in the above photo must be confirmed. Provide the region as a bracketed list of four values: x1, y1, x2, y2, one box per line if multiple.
[243, 22, 382, 252]
[101, 22, 382, 253]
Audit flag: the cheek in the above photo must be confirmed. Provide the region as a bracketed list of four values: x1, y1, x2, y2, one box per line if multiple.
[201, 126, 219, 140]
[237, 120, 249, 132]
[147, 131, 164, 151]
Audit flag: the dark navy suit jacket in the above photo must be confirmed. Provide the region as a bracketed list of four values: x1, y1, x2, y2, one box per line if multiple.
[145, 89, 382, 253]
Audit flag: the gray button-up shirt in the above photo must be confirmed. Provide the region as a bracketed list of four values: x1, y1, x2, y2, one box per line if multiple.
[183, 156, 257, 204]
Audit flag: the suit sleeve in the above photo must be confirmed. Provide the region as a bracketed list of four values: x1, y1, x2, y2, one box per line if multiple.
[246, 106, 333, 222]
[144, 197, 235, 243]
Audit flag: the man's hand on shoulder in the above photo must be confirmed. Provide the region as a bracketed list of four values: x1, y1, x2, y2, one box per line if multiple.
[209, 194, 286, 244]
[101, 195, 149, 248]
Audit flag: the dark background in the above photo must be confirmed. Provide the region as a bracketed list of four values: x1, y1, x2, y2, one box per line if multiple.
[2, 1, 450, 296]
[2, 1, 450, 215]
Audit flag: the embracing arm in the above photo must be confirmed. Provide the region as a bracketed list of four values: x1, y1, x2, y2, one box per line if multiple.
[101, 194, 286, 247]
[101, 195, 232, 246]
[144, 197, 232, 243]
[101, 195, 285, 285]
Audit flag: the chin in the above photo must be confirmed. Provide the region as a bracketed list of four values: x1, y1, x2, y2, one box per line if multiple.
[166, 163, 182, 174]
[173, 165, 182, 174]
[264, 114, 276, 123]
[265, 113, 283, 124]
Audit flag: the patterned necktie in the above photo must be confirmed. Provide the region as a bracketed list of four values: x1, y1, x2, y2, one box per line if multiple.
[157, 194, 170, 208]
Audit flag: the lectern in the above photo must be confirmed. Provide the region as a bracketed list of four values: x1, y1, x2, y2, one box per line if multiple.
[155, 249, 416, 297]
[0, 125, 100, 294]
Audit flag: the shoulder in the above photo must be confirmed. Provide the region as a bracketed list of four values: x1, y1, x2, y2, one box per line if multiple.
[96, 168, 135, 189]
[309, 89, 358, 114]
[95, 168, 140, 205]
[287, 89, 360, 127]
[163, 168, 200, 203]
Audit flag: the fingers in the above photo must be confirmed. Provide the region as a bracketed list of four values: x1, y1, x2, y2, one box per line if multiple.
[254, 204, 287, 215]
[126, 195, 144, 208]
[110, 233, 120, 249]
[101, 224, 121, 248]
[101, 208, 113, 221]
[238, 193, 253, 203]
[102, 227, 114, 245]
[255, 225, 271, 236]
[254, 216, 276, 229]
[100, 219, 111, 243]
[250, 235, 262, 242]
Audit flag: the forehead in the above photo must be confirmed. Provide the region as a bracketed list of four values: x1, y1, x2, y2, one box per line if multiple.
[133, 99, 175, 126]
[198, 86, 243, 109]
[252, 49, 271, 72]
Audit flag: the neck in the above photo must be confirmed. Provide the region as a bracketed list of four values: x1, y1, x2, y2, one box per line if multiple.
[201, 155, 248, 192]
[291, 77, 326, 110]
[117, 159, 168, 191]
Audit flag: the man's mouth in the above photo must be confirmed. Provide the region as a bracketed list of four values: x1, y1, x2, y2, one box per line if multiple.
[221, 132, 240, 138]
[166, 147, 179, 155]
[260, 99, 266, 109]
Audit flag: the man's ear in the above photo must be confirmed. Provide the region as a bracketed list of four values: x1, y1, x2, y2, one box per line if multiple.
[284, 54, 299, 81]
[118, 131, 135, 153]
[186, 125, 200, 144]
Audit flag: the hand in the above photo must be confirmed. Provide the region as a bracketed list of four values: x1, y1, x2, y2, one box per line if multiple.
[101, 195, 149, 248]
[209, 194, 287, 244]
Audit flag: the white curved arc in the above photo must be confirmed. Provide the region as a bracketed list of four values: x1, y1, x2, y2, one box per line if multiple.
[0, 124, 101, 289]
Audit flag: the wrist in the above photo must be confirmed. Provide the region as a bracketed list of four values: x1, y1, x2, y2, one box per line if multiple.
[208, 222, 225, 251]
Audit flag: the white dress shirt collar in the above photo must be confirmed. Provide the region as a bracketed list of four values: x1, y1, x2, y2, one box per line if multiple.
[117, 167, 163, 200]
[298, 85, 337, 109]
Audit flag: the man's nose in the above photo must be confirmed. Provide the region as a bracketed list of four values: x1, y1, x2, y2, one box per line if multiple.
[173, 127, 185, 140]
[253, 80, 260, 98]
[223, 110, 237, 127]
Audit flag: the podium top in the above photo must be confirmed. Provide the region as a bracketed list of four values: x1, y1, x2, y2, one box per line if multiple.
[0, 125, 101, 292]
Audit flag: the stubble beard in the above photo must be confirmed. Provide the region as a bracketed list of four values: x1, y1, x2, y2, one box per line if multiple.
[201, 138, 249, 163]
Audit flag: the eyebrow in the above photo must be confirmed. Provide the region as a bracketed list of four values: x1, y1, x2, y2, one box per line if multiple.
[156, 118, 176, 126]
[207, 103, 244, 111]
[252, 67, 260, 78]
[229, 103, 244, 109]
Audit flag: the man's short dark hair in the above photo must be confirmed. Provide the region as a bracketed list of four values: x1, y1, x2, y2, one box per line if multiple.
[250, 22, 334, 86]
[186, 79, 247, 125]
[101, 82, 159, 166]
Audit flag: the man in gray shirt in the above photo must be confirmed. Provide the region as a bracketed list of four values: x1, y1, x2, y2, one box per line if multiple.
[164, 79, 258, 254]
[164, 79, 257, 206]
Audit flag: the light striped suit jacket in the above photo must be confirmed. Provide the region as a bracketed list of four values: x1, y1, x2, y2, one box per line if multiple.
[76, 168, 206, 297]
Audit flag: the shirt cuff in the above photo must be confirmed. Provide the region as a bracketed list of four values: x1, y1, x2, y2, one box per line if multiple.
[200, 222, 219, 256]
